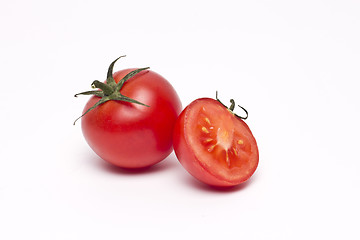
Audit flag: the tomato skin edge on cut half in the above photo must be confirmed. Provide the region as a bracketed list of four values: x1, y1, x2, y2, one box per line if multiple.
[173, 98, 259, 187]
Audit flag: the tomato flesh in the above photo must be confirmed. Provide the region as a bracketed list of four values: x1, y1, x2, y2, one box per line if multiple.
[173, 98, 259, 187]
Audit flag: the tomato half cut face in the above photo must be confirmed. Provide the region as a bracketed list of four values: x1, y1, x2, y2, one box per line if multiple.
[173, 98, 259, 187]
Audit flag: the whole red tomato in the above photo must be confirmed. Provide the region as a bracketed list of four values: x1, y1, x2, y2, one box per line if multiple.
[75, 57, 182, 168]
[173, 96, 258, 187]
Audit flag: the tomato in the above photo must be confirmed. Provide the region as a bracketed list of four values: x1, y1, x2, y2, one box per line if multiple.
[76, 57, 182, 168]
[173, 97, 259, 187]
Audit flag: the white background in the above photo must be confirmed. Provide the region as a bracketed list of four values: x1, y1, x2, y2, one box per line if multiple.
[1, 0, 359, 239]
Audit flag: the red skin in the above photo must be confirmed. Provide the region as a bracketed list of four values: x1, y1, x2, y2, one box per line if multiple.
[173, 98, 259, 187]
[81, 69, 182, 168]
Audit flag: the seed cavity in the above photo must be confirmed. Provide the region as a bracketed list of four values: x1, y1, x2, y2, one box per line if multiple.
[208, 144, 216, 152]
[202, 126, 209, 134]
[225, 151, 230, 167]
[233, 148, 238, 156]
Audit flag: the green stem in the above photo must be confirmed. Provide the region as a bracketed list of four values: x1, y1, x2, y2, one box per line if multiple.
[106, 55, 126, 87]
[215, 91, 248, 120]
[91, 80, 113, 96]
[114, 95, 150, 107]
[73, 97, 110, 125]
[229, 99, 235, 112]
[73, 56, 150, 125]
[115, 67, 150, 92]
[74, 90, 104, 98]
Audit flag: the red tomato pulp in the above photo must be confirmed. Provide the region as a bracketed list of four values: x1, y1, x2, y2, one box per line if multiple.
[81, 69, 182, 168]
[173, 98, 259, 187]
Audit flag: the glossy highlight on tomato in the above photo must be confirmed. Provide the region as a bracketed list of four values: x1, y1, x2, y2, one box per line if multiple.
[78, 58, 182, 168]
[173, 98, 259, 187]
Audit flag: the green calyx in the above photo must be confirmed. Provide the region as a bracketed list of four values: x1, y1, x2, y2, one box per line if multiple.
[215, 91, 248, 120]
[73, 56, 150, 125]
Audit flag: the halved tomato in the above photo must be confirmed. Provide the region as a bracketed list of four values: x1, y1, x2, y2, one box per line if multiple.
[173, 98, 259, 187]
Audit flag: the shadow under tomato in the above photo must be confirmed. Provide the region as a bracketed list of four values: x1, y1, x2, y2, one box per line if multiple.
[183, 173, 257, 193]
[93, 155, 178, 175]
